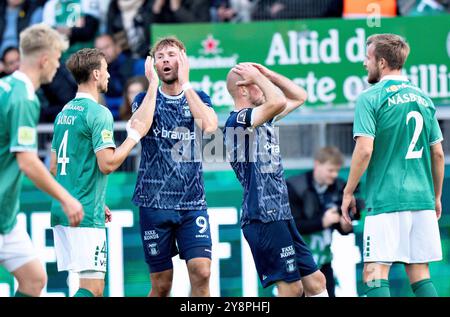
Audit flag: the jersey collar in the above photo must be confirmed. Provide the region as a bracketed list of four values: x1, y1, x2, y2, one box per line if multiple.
[380, 75, 409, 82]
[12, 71, 35, 100]
[75, 92, 98, 103]
[158, 86, 184, 99]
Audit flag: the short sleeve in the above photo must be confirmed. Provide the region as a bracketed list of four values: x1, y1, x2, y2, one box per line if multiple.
[429, 115, 443, 145]
[9, 99, 39, 153]
[353, 94, 376, 140]
[131, 92, 147, 113]
[195, 90, 213, 108]
[225, 108, 254, 129]
[88, 108, 116, 153]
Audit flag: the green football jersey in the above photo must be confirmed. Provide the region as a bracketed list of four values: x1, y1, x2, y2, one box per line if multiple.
[353, 75, 443, 215]
[50, 93, 116, 228]
[0, 72, 40, 234]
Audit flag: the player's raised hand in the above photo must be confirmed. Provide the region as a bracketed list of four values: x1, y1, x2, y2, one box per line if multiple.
[145, 56, 159, 88]
[233, 63, 262, 86]
[177, 49, 190, 85]
[105, 205, 112, 223]
[341, 193, 356, 225]
[248, 62, 274, 79]
[62, 196, 84, 227]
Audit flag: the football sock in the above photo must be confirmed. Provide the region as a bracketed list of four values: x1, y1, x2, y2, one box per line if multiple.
[363, 279, 390, 297]
[308, 289, 329, 297]
[73, 288, 94, 297]
[411, 279, 438, 297]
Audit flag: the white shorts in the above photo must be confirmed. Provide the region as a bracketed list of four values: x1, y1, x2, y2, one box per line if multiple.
[53, 225, 107, 273]
[0, 223, 38, 272]
[363, 210, 442, 264]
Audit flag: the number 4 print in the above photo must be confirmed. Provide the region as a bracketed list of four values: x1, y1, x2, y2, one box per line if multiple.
[57, 130, 70, 175]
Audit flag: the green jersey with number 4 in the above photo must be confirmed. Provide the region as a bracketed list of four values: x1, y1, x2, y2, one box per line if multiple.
[0, 72, 40, 234]
[353, 75, 443, 215]
[50, 93, 116, 228]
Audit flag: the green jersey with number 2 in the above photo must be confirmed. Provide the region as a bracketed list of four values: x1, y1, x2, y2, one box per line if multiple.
[353, 75, 443, 215]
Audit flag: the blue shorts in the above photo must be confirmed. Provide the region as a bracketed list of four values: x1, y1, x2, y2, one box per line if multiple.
[242, 219, 318, 288]
[139, 207, 212, 273]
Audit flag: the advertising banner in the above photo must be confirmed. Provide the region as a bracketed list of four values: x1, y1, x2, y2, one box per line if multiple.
[152, 16, 450, 112]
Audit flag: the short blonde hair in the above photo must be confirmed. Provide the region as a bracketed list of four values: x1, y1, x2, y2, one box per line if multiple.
[19, 24, 68, 58]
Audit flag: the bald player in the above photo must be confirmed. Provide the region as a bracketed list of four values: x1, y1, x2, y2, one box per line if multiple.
[223, 63, 328, 297]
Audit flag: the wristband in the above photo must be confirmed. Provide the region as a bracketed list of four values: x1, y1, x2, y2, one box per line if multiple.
[126, 120, 142, 143]
[127, 129, 141, 143]
[182, 82, 193, 91]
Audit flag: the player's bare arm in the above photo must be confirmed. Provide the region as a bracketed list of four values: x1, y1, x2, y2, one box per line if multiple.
[233, 63, 286, 127]
[96, 57, 158, 175]
[128, 56, 159, 135]
[430, 142, 445, 220]
[95, 118, 146, 175]
[178, 49, 218, 133]
[17, 151, 84, 226]
[249, 62, 308, 120]
[50, 151, 57, 176]
[341, 136, 374, 224]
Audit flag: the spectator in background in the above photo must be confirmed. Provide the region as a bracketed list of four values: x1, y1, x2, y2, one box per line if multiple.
[286, 146, 363, 297]
[98, 0, 112, 34]
[252, 0, 343, 20]
[211, 0, 255, 22]
[153, 0, 210, 23]
[398, 0, 449, 15]
[38, 62, 77, 123]
[95, 33, 145, 120]
[106, 0, 153, 59]
[42, 0, 100, 59]
[119, 76, 148, 121]
[0, 0, 43, 56]
[0, 46, 20, 77]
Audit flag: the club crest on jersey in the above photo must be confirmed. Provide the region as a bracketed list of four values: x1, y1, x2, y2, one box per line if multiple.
[286, 259, 297, 273]
[182, 103, 191, 117]
[237, 109, 248, 124]
[147, 242, 160, 256]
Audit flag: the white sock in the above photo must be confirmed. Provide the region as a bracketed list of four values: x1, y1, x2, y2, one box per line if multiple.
[308, 289, 329, 297]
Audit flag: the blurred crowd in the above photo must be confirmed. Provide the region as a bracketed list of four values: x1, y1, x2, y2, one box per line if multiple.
[1, 0, 449, 123]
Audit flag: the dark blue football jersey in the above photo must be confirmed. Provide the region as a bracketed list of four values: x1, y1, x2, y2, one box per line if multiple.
[224, 108, 293, 226]
[132, 88, 213, 210]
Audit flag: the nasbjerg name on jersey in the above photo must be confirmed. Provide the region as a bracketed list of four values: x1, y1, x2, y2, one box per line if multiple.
[153, 126, 196, 140]
[280, 245, 295, 258]
[56, 115, 77, 125]
[388, 92, 429, 107]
